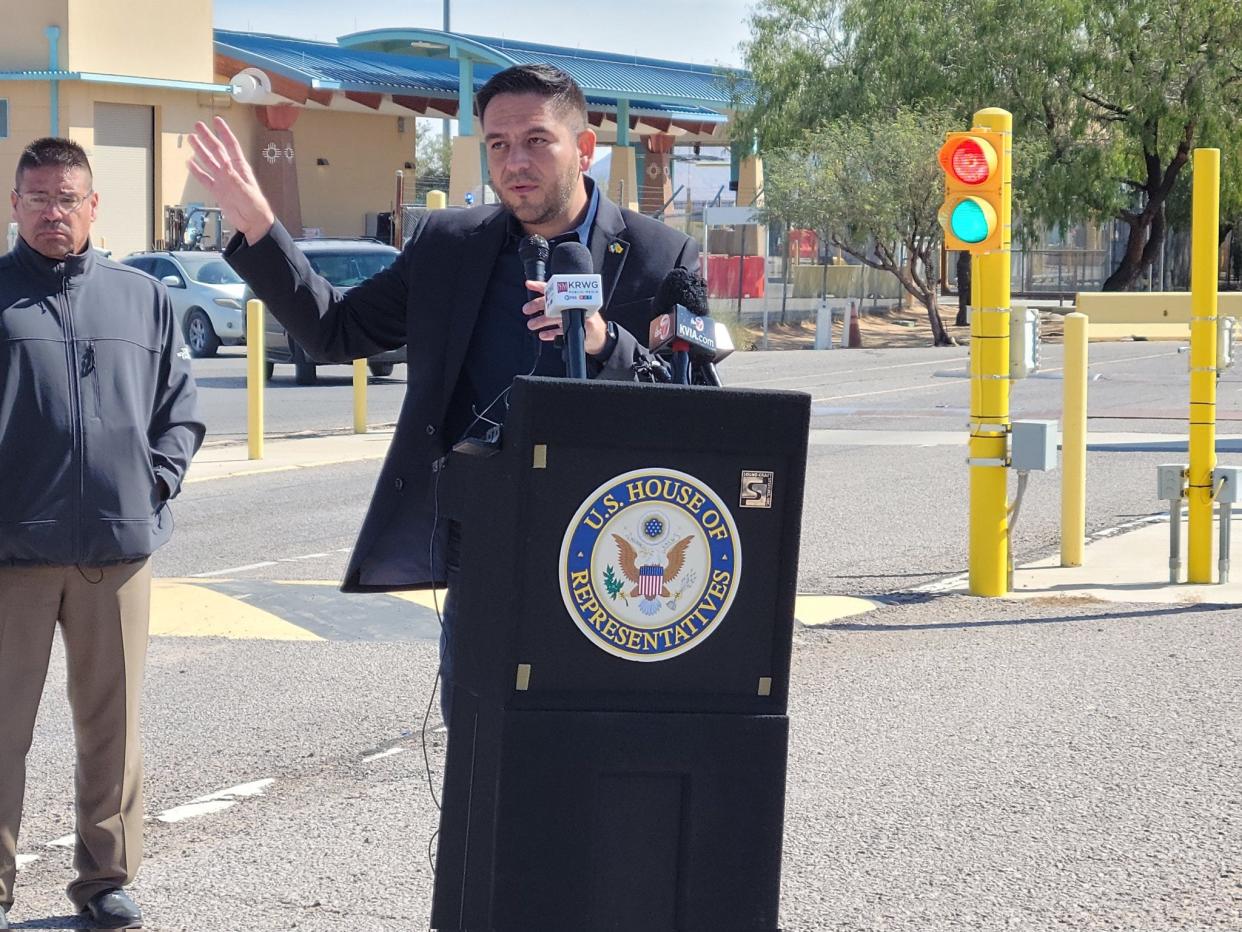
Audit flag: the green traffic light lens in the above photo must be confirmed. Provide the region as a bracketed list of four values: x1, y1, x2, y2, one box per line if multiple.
[950, 199, 990, 244]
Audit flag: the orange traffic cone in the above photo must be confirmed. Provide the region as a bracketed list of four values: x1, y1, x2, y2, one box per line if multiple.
[848, 301, 862, 348]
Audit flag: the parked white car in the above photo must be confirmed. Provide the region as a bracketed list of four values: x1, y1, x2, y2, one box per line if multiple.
[121, 251, 247, 357]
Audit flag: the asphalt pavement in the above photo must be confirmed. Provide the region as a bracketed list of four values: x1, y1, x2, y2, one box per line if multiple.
[7, 340, 1242, 930]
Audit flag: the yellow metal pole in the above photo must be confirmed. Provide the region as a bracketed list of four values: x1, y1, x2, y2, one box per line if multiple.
[353, 358, 368, 434]
[246, 299, 265, 460]
[1188, 148, 1221, 583]
[968, 108, 1012, 596]
[1060, 312, 1088, 566]
[427, 190, 447, 210]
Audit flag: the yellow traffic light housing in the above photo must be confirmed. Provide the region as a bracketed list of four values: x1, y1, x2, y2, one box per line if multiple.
[938, 130, 1007, 253]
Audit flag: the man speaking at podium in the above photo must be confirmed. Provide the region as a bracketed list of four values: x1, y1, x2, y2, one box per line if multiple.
[187, 64, 698, 704]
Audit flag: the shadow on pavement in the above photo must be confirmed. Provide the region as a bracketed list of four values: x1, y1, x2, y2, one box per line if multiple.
[825, 602, 1232, 632]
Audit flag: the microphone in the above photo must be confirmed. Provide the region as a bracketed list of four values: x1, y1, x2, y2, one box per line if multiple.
[545, 241, 602, 380]
[518, 234, 549, 302]
[649, 268, 714, 385]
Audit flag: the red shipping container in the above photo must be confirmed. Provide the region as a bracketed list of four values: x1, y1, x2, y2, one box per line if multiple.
[706, 255, 766, 299]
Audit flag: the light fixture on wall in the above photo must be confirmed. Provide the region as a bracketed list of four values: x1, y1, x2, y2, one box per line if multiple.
[316, 157, 330, 166]
[404, 161, 415, 169]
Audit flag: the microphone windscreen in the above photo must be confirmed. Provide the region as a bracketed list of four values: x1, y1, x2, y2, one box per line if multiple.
[654, 267, 709, 317]
[549, 240, 594, 277]
[518, 234, 549, 268]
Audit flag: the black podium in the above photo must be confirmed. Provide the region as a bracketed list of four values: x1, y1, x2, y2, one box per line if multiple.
[431, 376, 809, 932]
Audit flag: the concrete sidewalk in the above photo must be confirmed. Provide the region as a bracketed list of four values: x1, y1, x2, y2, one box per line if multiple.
[1011, 514, 1242, 604]
[185, 427, 396, 484]
[923, 513, 1242, 605]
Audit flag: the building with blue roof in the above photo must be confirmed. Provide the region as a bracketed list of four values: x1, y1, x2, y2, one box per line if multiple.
[2, 4, 760, 254]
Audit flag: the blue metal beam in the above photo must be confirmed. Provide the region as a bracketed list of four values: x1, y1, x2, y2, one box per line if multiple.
[44, 26, 60, 136]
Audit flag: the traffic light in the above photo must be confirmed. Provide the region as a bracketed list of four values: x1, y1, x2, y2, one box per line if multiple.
[937, 130, 1006, 253]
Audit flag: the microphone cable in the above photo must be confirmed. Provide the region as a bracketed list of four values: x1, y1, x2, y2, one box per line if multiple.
[418, 327, 547, 874]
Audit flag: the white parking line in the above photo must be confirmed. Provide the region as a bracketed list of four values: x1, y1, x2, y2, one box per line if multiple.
[361, 747, 407, 764]
[16, 854, 39, 870]
[156, 778, 275, 824]
[189, 547, 353, 579]
[191, 561, 277, 578]
[46, 835, 74, 849]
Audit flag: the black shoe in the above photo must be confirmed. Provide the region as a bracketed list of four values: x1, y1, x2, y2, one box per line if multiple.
[82, 888, 143, 929]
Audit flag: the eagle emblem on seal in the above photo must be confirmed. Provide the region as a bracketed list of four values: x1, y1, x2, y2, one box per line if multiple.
[612, 533, 695, 616]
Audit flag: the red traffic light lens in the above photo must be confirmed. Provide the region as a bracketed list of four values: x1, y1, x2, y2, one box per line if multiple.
[950, 139, 991, 184]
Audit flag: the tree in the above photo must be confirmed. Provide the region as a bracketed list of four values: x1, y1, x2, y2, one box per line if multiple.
[738, 0, 1242, 291]
[413, 120, 453, 184]
[762, 110, 956, 345]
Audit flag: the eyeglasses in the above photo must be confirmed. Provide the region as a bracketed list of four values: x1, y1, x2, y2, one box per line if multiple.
[12, 190, 93, 213]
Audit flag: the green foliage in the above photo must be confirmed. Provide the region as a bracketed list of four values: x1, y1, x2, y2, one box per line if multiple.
[741, 0, 1242, 287]
[762, 109, 956, 343]
[414, 120, 453, 180]
[604, 565, 625, 601]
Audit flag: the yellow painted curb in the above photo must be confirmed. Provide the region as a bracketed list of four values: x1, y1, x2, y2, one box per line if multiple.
[150, 581, 323, 641]
[794, 595, 881, 627]
[387, 589, 448, 611]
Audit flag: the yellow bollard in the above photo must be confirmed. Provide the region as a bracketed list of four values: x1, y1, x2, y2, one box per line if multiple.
[353, 358, 368, 434]
[246, 299, 265, 460]
[1188, 148, 1221, 583]
[427, 190, 447, 210]
[968, 107, 1012, 597]
[1060, 312, 1088, 566]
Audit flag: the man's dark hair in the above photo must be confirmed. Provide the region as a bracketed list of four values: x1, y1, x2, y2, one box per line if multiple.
[15, 137, 93, 188]
[475, 64, 588, 131]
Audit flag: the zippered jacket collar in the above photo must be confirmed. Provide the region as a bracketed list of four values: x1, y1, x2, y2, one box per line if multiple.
[13, 235, 97, 284]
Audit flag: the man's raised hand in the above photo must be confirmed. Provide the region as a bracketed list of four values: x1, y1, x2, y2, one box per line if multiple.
[187, 116, 276, 245]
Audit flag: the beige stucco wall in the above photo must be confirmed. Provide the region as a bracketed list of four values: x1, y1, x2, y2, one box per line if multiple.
[0, 83, 57, 180]
[0, 1, 212, 82]
[6, 74, 414, 247]
[65, 0, 214, 83]
[0, 1, 69, 72]
[285, 108, 413, 237]
[56, 82, 234, 251]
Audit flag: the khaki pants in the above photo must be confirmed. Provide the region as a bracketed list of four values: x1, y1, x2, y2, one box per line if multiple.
[0, 560, 151, 912]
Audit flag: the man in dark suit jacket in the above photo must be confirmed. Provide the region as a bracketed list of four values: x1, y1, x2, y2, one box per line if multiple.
[188, 65, 698, 686]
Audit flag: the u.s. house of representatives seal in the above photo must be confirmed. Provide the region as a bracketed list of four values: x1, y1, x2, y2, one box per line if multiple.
[559, 468, 742, 661]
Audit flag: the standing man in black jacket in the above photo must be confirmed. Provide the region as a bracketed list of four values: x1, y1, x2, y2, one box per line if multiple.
[0, 138, 204, 930]
[188, 65, 698, 708]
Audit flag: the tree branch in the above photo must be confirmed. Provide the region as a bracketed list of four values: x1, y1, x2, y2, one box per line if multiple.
[1077, 89, 1131, 118]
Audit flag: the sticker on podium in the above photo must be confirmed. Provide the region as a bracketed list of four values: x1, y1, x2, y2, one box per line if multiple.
[559, 468, 742, 661]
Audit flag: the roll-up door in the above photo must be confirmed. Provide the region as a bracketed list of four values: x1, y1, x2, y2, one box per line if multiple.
[92, 102, 153, 257]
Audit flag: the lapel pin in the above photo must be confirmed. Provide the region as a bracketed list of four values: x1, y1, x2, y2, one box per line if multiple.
[609, 242, 625, 255]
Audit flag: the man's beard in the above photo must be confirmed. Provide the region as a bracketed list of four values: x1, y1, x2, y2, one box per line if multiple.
[501, 165, 579, 228]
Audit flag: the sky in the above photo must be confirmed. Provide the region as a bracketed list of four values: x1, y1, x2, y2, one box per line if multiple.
[212, 0, 756, 68]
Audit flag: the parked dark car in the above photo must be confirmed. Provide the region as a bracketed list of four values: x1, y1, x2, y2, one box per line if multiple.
[257, 237, 405, 385]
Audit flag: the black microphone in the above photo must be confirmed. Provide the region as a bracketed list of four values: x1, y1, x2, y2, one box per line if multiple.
[518, 234, 549, 302]
[545, 241, 601, 381]
[649, 268, 712, 386]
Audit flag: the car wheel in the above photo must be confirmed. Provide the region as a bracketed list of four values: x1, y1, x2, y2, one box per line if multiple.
[264, 361, 274, 381]
[291, 341, 317, 386]
[368, 362, 394, 378]
[185, 309, 220, 358]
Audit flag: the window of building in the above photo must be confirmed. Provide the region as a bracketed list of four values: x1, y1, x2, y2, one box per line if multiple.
[0, 100, 9, 139]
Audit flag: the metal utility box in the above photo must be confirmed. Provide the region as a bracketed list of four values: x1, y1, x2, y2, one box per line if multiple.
[1157, 464, 1187, 502]
[1212, 466, 1241, 504]
[1218, 316, 1237, 371]
[1010, 307, 1041, 379]
[1010, 420, 1057, 471]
